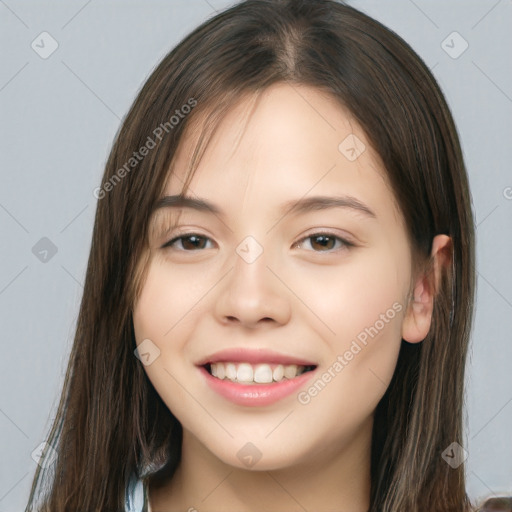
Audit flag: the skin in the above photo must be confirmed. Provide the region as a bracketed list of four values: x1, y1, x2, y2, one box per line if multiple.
[132, 82, 451, 512]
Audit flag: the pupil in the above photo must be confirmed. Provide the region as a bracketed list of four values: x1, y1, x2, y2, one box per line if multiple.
[184, 235, 205, 250]
[312, 235, 334, 251]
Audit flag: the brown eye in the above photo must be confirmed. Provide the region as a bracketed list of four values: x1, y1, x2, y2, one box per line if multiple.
[163, 234, 213, 251]
[295, 232, 353, 252]
[310, 234, 336, 251]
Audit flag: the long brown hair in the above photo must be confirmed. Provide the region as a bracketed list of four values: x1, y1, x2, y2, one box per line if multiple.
[25, 1, 476, 510]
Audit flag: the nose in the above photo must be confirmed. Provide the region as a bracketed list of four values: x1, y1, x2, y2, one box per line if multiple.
[214, 243, 291, 329]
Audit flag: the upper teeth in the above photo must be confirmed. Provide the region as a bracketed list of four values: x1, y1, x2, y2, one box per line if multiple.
[210, 362, 307, 384]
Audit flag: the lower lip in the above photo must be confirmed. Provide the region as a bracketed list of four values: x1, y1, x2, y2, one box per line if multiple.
[199, 366, 317, 407]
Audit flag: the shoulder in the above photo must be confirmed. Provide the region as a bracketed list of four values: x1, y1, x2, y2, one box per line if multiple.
[476, 496, 512, 511]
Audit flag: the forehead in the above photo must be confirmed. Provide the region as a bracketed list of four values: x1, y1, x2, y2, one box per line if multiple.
[161, 83, 403, 227]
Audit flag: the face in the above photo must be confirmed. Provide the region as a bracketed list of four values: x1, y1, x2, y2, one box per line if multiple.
[133, 82, 418, 472]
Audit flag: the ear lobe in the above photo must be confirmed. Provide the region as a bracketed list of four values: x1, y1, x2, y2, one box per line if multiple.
[401, 234, 452, 344]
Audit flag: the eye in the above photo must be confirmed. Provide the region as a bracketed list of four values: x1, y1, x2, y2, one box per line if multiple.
[162, 233, 214, 251]
[294, 232, 353, 252]
[162, 231, 354, 252]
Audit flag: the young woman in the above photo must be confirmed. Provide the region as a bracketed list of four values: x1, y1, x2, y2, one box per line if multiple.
[26, 0, 480, 510]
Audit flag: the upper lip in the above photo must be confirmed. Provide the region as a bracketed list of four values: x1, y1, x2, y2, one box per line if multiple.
[196, 348, 317, 367]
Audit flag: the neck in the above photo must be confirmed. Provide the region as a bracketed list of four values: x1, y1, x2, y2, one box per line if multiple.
[150, 416, 373, 512]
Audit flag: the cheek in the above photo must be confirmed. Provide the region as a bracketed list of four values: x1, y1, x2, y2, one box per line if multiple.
[132, 259, 200, 416]
[291, 247, 408, 350]
[294, 253, 406, 443]
[292, 244, 409, 410]
[343, 249, 408, 382]
[132, 259, 196, 399]
[133, 257, 201, 344]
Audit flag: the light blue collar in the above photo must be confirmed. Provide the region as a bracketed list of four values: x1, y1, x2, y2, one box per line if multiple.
[125, 472, 145, 512]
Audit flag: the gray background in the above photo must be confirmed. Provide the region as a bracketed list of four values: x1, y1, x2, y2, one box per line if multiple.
[1, 0, 511, 510]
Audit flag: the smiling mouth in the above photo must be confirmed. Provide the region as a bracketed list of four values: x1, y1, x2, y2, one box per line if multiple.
[203, 362, 317, 385]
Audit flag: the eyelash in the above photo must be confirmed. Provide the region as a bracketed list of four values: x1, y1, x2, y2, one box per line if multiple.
[161, 231, 354, 253]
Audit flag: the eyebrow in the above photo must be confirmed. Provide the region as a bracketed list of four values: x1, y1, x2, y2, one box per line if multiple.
[152, 194, 377, 219]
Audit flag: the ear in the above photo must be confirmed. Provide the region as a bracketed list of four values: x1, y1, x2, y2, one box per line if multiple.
[401, 234, 453, 343]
